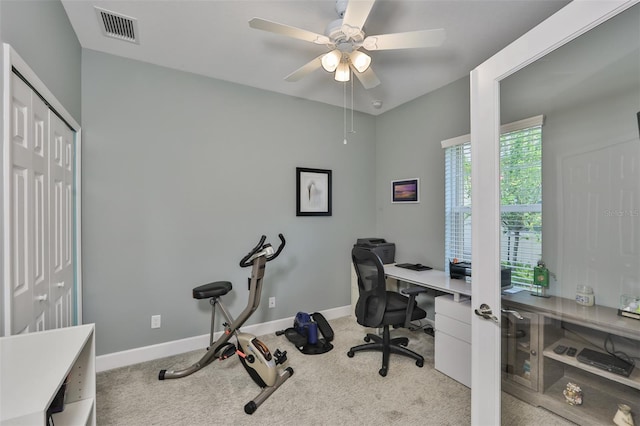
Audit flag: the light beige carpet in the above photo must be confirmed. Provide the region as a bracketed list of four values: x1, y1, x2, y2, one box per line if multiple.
[96, 316, 574, 425]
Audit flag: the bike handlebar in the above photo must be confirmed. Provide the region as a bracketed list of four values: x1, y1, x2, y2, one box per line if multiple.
[239, 234, 286, 267]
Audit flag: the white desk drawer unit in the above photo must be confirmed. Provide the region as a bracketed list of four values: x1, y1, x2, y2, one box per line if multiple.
[435, 294, 472, 387]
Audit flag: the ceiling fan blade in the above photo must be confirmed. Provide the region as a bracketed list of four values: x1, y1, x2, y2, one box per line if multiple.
[342, 0, 375, 32]
[351, 64, 380, 89]
[284, 55, 324, 82]
[362, 28, 446, 51]
[249, 18, 331, 45]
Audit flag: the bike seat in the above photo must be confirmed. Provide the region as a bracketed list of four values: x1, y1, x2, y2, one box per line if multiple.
[192, 281, 232, 299]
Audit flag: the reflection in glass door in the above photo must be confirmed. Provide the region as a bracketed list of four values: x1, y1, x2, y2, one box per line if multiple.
[501, 310, 539, 392]
[499, 4, 640, 424]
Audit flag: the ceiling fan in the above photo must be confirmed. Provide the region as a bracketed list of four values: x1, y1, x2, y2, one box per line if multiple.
[248, 0, 446, 89]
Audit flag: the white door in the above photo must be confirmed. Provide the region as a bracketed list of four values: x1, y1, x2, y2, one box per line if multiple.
[8, 74, 50, 334]
[49, 111, 74, 328]
[4, 45, 82, 336]
[470, 1, 637, 424]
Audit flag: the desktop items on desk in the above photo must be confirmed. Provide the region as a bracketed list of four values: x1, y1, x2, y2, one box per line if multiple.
[448, 260, 512, 289]
[618, 294, 640, 320]
[532, 260, 551, 298]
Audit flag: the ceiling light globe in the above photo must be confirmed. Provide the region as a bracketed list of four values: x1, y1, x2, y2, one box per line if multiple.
[350, 51, 371, 73]
[335, 62, 350, 82]
[321, 50, 341, 72]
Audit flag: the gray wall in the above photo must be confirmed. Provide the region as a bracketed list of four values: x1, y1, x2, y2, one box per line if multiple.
[0, 0, 81, 337]
[81, 49, 376, 355]
[0, 0, 81, 120]
[375, 77, 470, 269]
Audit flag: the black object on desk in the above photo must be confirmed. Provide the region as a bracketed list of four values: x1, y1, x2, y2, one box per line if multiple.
[553, 345, 568, 355]
[396, 263, 432, 271]
[354, 238, 395, 264]
[449, 261, 512, 289]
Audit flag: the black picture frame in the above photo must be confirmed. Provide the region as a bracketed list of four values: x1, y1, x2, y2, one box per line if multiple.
[296, 167, 332, 216]
[391, 178, 420, 203]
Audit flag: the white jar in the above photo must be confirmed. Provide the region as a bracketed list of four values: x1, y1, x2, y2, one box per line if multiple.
[576, 285, 595, 306]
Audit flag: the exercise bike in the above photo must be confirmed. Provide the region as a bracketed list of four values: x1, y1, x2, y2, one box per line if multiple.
[159, 234, 293, 414]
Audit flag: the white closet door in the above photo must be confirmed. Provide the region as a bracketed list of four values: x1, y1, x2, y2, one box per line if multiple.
[49, 112, 74, 329]
[8, 74, 50, 333]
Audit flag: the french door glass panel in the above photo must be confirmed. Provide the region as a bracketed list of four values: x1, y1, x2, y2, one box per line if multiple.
[499, 3, 640, 424]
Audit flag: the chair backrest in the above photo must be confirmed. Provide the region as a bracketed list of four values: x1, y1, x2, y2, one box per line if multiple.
[351, 247, 388, 328]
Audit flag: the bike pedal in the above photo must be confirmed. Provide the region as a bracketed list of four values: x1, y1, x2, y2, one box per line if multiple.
[274, 349, 287, 365]
[218, 343, 237, 360]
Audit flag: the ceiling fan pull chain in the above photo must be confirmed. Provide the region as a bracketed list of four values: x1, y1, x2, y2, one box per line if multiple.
[343, 81, 348, 145]
[350, 76, 356, 134]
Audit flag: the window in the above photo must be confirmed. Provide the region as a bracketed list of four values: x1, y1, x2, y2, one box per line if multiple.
[443, 116, 543, 287]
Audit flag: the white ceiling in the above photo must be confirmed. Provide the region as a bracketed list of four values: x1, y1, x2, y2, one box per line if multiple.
[61, 0, 570, 115]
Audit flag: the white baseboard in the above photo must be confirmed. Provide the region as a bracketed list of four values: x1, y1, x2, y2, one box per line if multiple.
[96, 305, 351, 372]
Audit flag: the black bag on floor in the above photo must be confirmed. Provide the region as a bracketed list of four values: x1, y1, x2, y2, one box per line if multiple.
[276, 312, 334, 355]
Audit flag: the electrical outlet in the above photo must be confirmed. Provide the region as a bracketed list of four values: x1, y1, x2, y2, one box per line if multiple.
[268, 297, 276, 308]
[151, 315, 161, 329]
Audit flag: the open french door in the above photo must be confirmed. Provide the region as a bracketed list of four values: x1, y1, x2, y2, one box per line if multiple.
[470, 1, 638, 424]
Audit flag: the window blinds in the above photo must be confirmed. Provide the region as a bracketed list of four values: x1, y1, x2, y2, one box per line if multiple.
[443, 116, 543, 287]
[499, 126, 542, 287]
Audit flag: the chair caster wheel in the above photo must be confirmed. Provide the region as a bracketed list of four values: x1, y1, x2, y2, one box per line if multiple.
[400, 341, 408, 347]
[379, 368, 387, 377]
[364, 336, 371, 342]
[416, 359, 424, 368]
[347, 350, 355, 357]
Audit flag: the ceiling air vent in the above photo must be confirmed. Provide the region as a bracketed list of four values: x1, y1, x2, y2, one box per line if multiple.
[95, 7, 139, 44]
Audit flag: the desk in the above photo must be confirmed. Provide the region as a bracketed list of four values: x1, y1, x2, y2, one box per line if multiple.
[384, 265, 473, 387]
[384, 264, 472, 302]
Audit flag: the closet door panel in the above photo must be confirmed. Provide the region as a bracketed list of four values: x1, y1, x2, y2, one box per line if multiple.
[49, 112, 73, 328]
[7, 75, 51, 334]
[32, 91, 50, 330]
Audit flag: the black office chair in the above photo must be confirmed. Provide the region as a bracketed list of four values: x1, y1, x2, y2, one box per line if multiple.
[347, 247, 427, 376]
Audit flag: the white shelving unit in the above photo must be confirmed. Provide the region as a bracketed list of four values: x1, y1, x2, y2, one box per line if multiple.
[0, 324, 96, 425]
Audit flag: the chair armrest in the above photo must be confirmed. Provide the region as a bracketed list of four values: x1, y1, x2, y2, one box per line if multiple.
[401, 286, 429, 329]
[401, 286, 428, 296]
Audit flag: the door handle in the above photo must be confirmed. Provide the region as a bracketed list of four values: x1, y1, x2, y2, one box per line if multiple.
[56, 282, 65, 288]
[501, 308, 524, 320]
[35, 294, 48, 302]
[474, 303, 499, 323]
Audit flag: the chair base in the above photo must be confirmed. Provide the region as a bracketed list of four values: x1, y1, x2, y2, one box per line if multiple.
[347, 325, 424, 377]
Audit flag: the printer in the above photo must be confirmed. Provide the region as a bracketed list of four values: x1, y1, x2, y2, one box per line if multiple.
[354, 238, 396, 264]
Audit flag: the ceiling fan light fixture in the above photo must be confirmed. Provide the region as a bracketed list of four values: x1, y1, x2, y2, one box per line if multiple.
[350, 50, 371, 73]
[335, 61, 350, 82]
[321, 49, 342, 72]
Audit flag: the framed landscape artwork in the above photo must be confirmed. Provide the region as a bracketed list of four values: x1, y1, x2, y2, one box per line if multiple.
[392, 178, 419, 203]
